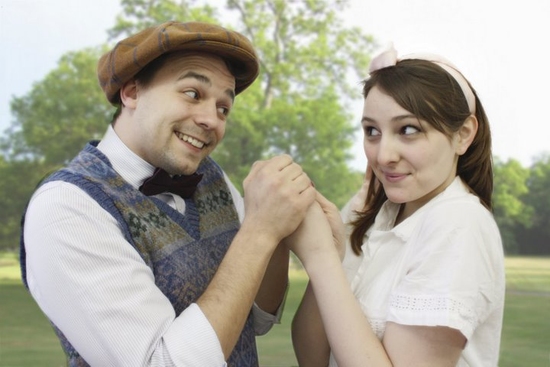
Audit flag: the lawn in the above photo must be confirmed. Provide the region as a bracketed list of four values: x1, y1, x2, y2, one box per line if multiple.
[1, 253, 548, 366]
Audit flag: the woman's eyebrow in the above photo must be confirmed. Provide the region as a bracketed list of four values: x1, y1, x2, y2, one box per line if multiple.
[361, 114, 416, 123]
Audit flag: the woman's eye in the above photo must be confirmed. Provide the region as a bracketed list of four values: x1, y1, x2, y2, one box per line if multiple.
[402, 125, 420, 135]
[183, 90, 198, 99]
[364, 126, 380, 137]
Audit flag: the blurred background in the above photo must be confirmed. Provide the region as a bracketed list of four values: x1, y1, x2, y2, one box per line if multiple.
[0, 0, 548, 366]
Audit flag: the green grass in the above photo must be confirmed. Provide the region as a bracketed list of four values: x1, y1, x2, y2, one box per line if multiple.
[1, 253, 549, 366]
[257, 270, 308, 367]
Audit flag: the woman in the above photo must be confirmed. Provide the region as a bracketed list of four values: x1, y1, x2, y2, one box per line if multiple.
[288, 46, 505, 366]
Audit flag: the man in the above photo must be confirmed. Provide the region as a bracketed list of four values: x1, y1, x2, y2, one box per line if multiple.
[20, 21, 315, 366]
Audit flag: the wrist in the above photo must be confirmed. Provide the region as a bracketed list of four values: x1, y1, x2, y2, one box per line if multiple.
[299, 244, 341, 274]
[237, 220, 281, 255]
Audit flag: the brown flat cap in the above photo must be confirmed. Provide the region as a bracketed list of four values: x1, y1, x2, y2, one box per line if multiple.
[98, 21, 259, 105]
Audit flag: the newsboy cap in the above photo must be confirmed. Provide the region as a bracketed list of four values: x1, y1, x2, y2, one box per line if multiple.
[97, 21, 259, 105]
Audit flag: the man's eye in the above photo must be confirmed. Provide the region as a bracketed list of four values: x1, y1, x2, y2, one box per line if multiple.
[183, 90, 198, 99]
[217, 107, 230, 116]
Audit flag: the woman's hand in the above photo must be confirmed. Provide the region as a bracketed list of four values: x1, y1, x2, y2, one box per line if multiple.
[285, 200, 335, 265]
[315, 191, 346, 261]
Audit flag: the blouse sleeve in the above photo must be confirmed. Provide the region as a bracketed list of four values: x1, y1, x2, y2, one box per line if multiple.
[386, 200, 505, 339]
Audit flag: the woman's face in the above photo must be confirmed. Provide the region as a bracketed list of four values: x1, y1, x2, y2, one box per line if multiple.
[362, 86, 462, 219]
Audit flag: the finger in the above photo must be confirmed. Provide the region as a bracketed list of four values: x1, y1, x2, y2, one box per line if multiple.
[315, 190, 330, 207]
[272, 154, 294, 171]
[244, 157, 290, 189]
[249, 155, 293, 175]
[288, 173, 313, 195]
[315, 190, 338, 214]
[279, 161, 301, 177]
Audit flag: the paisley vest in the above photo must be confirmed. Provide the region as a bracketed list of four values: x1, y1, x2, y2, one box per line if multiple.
[20, 142, 258, 366]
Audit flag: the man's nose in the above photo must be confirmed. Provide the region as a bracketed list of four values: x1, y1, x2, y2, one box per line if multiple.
[193, 101, 220, 130]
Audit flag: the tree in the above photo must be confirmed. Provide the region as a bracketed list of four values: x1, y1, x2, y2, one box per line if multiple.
[2, 47, 113, 165]
[1, 0, 374, 252]
[108, 0, 373, 206]
[108, 0, 218, 38]
[520, 154, 550, 254]
[0, 157, 55, 250]
[0, 47, 113, 251]
[492, 158, 533, 254]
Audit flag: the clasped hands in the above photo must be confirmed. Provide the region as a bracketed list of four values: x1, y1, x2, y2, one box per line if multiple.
[284, 192, 346, 267]
[241, 154, 345, 261]
[283, 162, 373, 265]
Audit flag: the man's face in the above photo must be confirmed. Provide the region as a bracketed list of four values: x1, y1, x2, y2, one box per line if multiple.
[121, 52, 236, 175]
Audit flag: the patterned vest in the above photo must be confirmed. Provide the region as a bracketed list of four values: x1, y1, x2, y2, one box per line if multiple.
[20, 142, 259, 366]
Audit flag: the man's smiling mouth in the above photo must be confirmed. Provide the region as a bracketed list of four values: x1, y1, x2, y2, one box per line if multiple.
[175, 132, 206, 149]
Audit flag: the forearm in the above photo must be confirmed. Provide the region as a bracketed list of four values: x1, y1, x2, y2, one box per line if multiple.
[197, 224, 279, 358]
[255, 242, 289, 314]
[292, 281, 330, 366]
[303, 249, 392, 367]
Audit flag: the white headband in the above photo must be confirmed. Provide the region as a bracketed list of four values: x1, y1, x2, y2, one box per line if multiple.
[368, 45, 476, 114]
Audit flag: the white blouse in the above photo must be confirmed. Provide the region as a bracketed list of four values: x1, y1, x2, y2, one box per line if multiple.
[332, 177, 505, 367]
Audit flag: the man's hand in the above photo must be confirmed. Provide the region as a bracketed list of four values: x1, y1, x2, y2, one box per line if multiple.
[242, 154, 316, 246]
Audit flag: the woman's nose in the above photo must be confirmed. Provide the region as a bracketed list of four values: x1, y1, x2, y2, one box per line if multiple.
[376, 136, 400, 165]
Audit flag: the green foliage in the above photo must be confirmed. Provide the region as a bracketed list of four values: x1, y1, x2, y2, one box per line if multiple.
[0, 47, 113, 251]
[108, 0, 373, 206]
[2, 0, 548, 252]
[2, 47, 112, 165]
[493, 158, 533, 253]
[0, 0, 371, 247]
[0, 158, 58, 251]
[520, 154, 550, 254]
[491, 155, 550, 255]
[108, 0, 218, 39]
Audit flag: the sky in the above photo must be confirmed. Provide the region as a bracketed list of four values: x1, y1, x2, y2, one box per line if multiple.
[1, 0, 549, 170]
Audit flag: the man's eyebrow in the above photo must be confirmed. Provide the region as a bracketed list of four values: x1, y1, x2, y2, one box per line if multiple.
[178, 71, 235, 102]
[179, 71, 211, 85]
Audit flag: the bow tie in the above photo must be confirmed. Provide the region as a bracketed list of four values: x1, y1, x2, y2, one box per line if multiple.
[139, 168, 203, 198]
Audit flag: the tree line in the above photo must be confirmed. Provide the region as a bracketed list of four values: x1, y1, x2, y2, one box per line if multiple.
[1, 0, 548, 255]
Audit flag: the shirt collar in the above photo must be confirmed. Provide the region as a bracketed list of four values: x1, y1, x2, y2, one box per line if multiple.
[370, 176, 469, 242]
[96, 125, 155, 190]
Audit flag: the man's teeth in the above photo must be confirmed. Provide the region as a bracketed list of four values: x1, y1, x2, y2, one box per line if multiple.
[177, 133, 205, 148]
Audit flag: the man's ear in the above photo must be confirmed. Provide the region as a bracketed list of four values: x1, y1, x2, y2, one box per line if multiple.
[119, 79, 139, 109]
[456, 115, 478, 155]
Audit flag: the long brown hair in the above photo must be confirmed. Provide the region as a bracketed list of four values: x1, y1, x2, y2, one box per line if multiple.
[350, 59, 493, 255]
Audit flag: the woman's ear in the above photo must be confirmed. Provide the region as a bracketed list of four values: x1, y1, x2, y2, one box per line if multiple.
[456, 115, 478, 155]
[119, 79, 139, 109]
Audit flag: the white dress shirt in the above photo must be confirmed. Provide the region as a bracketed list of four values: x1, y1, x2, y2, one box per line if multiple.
[329, 177, 505, 367]
[24, 126, 280, 367]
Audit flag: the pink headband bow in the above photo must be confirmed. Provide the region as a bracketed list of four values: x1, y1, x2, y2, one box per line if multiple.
[368, 44, 476, 114]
